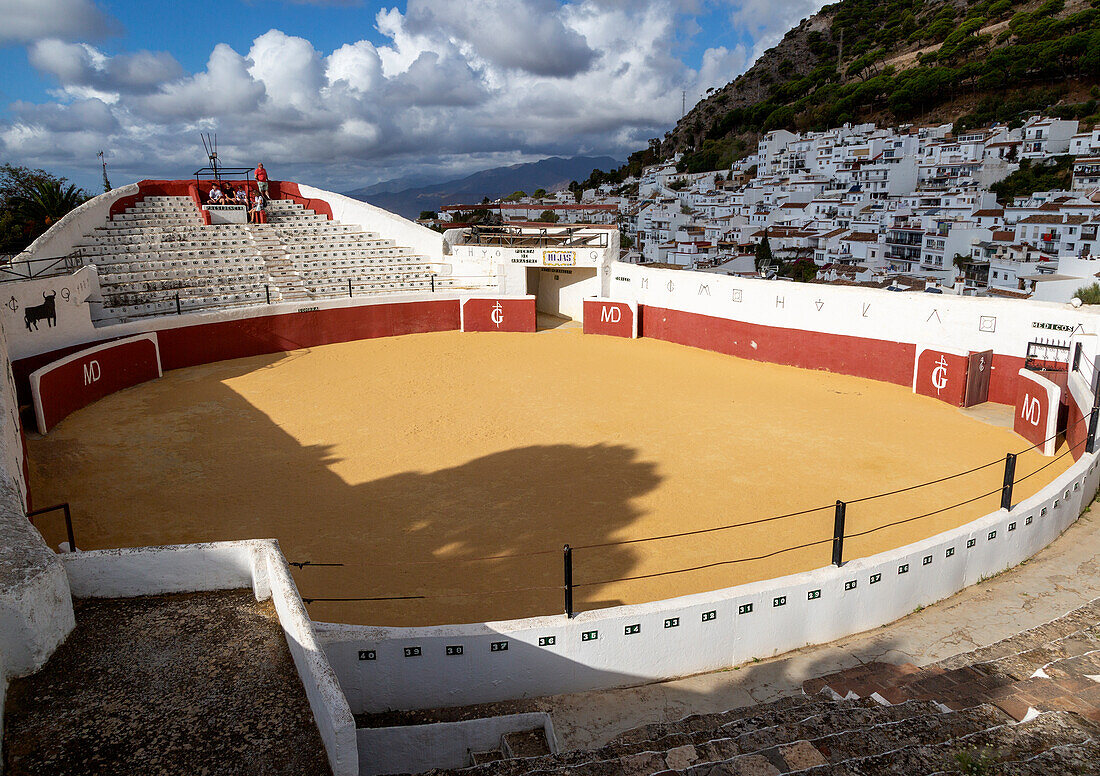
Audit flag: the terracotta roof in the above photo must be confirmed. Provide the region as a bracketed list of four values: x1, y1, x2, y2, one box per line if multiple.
[988, 288, 1032, 299]
[992, 230, 1015, 241]
[972, 209, 1004, 217]
[1018, 214, 1086, 225]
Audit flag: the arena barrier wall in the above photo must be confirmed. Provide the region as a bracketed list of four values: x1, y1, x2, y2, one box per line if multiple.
[62, 540, 358, 776]
[357, 713, 556, 776]
[317, 451, 1099, 713]
[30, 333, 162, 434]
[0, 324, 75, 764]
[609, 262, 1099, 406]
[582, 297, 638, 338]
[460, 296, 537, 333]
[10, 296, 463, 401]
[1015, 369, 1062, 457]
[913, 346, 970, 406]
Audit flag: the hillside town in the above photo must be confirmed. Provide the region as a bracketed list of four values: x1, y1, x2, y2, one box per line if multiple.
[438, 116, 1100, 303]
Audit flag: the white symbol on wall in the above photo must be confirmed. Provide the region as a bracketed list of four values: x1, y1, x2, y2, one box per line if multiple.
[979, 315, 997, 333]
[1022, 395, 1042, 427]
[666, 280, 675, 293]
[490, 302, 504, 328]
[601, 306, 621, 324]
[731, 289, 742, 303]
[931, 355, 950, 395]
[83, 360, 101, 386]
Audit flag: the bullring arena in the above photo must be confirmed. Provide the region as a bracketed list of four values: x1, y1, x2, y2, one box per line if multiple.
[26, 329, 1073, 627]
[3, 178, 1100, 776]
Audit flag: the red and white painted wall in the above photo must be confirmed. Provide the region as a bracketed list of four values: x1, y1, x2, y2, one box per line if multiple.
[30, 334, 162, 434]
[1014, 369, 1062, 456]
[460, 296, 536, 333]
[608, 261, 1100, 408]
[582, 297, 638, 338]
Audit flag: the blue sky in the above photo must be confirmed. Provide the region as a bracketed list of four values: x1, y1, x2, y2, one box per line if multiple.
[0, 0, 826, 192]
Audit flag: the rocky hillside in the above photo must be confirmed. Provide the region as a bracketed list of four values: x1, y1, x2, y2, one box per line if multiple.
[584, 0, 1099, 185]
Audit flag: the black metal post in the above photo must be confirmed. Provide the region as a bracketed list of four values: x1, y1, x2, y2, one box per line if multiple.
[175, 293, 181, 315]
[265, 284, 271, 305]
[1088, 406, 1100, 455]
[563, 544, 574, 618]
[831, 500, 846, 566]
[1073, 342, 1082, 373]
[1001, 452, 1016, 511]
[27, 503, 76, 552]
[62, 503, 75, 552]
[348, 278, 353, 298]
[431, 274, 435, 293]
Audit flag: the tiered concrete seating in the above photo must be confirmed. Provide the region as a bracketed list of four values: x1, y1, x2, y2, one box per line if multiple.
[255, 200, 496, 302]
[73, 194, 496, 322]
[418, 600, 1100, 776]
[75, 196, 268, 322]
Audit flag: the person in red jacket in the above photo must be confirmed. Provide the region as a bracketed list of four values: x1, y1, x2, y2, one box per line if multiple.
[254, 162, 269, 200]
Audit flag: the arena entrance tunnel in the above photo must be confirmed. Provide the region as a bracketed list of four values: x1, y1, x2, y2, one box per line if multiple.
[525, 265, 598, 321]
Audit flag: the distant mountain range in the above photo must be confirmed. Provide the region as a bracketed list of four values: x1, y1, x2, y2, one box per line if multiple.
[345, 156, 621, 219]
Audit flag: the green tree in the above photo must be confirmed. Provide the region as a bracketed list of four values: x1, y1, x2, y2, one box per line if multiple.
[1, 164, 89, 255]
[538, 210, 560, 223]
[533, 188, 547, 198]
[754, 231, 773, 271]
[419, 210, 438, 220]
[504, 190, 526, 202]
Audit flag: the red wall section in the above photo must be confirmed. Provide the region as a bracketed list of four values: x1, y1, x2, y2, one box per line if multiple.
[1067, 391, 1090, 461]
[914, 349, 968, 407]
[109, 179, 333, 222]
[640, 305, 915, 385]
[33, 336, 161, 433]
[1014, 370, 1059, 456]
[462, 298, 536, 333]
[583, 299, 636, 338]
[157, 300, 459, 370]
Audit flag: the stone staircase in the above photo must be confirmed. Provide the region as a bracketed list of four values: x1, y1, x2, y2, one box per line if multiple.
[413, 599, 1100, 776]
[243, 223, 309, 303]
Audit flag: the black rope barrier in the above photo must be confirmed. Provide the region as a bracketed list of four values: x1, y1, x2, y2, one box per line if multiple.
[573, 537, 835, 589]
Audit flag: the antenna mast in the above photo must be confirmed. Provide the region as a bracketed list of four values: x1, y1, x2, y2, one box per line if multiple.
[200, 132, 219, 179]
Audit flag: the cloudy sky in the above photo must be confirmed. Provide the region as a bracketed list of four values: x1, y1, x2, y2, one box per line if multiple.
[0, 0, 827, 193]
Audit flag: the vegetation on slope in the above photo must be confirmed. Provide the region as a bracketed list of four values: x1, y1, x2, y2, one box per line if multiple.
[574, 0, 1100, 189]
[989, 155, 1077, 202]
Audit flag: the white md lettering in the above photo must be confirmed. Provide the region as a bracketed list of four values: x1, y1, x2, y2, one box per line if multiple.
[82, 359, 101, 385]
[1021, 395, 1042, 427]
[930, 355, 949, 395]
[490, 302, 504, 328]
[600, 305, 621, 324]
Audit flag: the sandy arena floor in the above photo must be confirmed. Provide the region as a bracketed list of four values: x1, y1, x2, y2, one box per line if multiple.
[26, 329, 1071, 627]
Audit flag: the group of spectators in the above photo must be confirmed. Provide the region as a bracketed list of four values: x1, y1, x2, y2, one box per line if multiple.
[204, 163, 271, 224]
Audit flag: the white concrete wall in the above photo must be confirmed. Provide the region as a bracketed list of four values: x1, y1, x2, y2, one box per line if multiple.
[318, 452, 1097, 713]
[0, 265, 101, 362]
[533, 267, 598, 320]
[610, 262, 1100, 363]
[20, 184, 137, 263]
[0, 314, 76, 768]
[357, 712, 554, 776]
[298, 185, 443, 262]
[62, 541, 359, 776]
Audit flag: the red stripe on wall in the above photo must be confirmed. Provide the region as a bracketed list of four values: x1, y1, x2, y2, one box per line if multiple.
[156, 300, 459, 370]
[640, 305, 916, 386]
[36, 338, 161, 433]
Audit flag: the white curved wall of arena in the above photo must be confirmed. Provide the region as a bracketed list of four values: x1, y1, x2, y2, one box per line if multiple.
[3, 240, 1100, 721]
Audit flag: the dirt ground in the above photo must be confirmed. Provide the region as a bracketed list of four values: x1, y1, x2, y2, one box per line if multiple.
[26, 329, 1070, 627]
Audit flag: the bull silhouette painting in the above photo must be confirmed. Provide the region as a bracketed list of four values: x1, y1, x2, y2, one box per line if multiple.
[24, 291, 57, 331]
